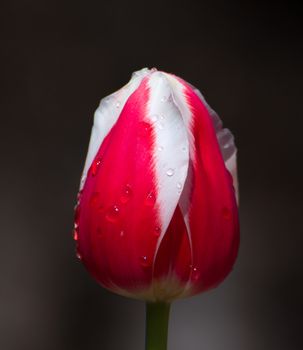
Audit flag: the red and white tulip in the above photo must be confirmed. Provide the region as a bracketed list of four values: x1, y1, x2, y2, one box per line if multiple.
[74, 68, 239, 302]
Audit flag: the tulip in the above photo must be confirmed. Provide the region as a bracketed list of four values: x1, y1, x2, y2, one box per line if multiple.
[74, 68, 239, 350]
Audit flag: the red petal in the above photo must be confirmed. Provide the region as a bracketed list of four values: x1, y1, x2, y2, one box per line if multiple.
[77, 78, 161, 296]
[153, 205, 191, 297]
[180, 81, 240, 294]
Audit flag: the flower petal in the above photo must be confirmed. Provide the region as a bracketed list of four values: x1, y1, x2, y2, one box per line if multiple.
[152, 205, 192, 301]
[166, 76, 240, 295]
[80, 68, 150, 189]
[78, 77, 161, 299]
[146, 72, 189, 262]
[189, 84, 239, 203]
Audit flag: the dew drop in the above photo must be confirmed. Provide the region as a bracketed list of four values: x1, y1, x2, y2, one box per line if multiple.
[145, 191, 155, 206]
[177, 182, 182, 193]
[159, 113, 165, 120]
[140, 255, 151, 268]
[151, 114, 158, 122]
[91, 158, 102, 176]
[74, 204, 81, 226]
[158, 122, 164, 130]
[106, 205, 120, 222]
[154, 226, 161, 237]
[161, 96, 168, 103]
[222, 207, 232, 220]
[116, 101, 121, 108]
[76, 251, 82, 260]
[120, 184, 132, 204]
[158, 146, 163, 152]
[191, 266, 200, 281]
[73, 229, 78, 241]
[166, 168, 175, 177]
[139, 121, 152, 137]
[80, 176, 86, 188]
[89, 192, 99, 208]
[120, 230, 125, 237]
[182, 146, 187, 152]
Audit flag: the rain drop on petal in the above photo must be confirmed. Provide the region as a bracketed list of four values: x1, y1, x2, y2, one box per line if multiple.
[166, 168, 175, 177]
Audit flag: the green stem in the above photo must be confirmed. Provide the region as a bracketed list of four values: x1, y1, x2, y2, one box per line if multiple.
[145, 302, 171, 350]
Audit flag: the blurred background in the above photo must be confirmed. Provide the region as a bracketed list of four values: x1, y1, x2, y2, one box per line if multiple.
[0, 1, 302, 349]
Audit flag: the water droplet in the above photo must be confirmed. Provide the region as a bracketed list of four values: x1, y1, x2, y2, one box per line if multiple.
[177, 182, 182, 193]
[166, 168, 175, 177]
[76, 251, 82, 260]
[158, 146, 163, 152]
[182, 146, 187, 152]
[120, 184, 132, 204]
[91, 158, 102, 176]
[73, 229, 78, 241]
[74, 204, 81, 228]
[159, 113, 165, 120]
[145, 191, 155, 206]
[161, 96, 168, 102]
[154, 226, 161, 237]
[191, 266, 200, 281]
[120, 230, 125, 237]
[158, 122, 164, 130]
[139, 121, 152, 137]
[80, 176, 86, 187]
[222, 207, 232, 220]
[223, 143, 229, 149]
[151, 114, 158, 122]
[116, 101, 121, 108]
[89, 192, 99, 208]
[140, 255, 151, 268]
[106, 205, 120, 222]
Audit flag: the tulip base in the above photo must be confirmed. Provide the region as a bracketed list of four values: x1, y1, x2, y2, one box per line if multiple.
[145, 302, 171, 350]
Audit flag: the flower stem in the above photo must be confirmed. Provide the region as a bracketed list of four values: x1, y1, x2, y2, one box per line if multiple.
[145, 302, 171, 350]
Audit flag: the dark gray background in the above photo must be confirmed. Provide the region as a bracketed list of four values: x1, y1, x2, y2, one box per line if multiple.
[1, 1, 302, 349]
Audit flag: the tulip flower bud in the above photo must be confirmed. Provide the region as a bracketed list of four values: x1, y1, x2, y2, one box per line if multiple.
[74, 68, 239, 302]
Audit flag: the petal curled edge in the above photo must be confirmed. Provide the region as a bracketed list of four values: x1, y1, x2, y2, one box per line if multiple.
[166, 75, 240, 296]
[80, 68, 151, 189]
[190, 85, 239, 203]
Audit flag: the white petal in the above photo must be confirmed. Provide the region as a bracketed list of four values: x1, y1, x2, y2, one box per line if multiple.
[225, 151, 239, 204]
[162, 75, 194, 258]
[79, 68, 151, 189]
[147, 72, 189, 256]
